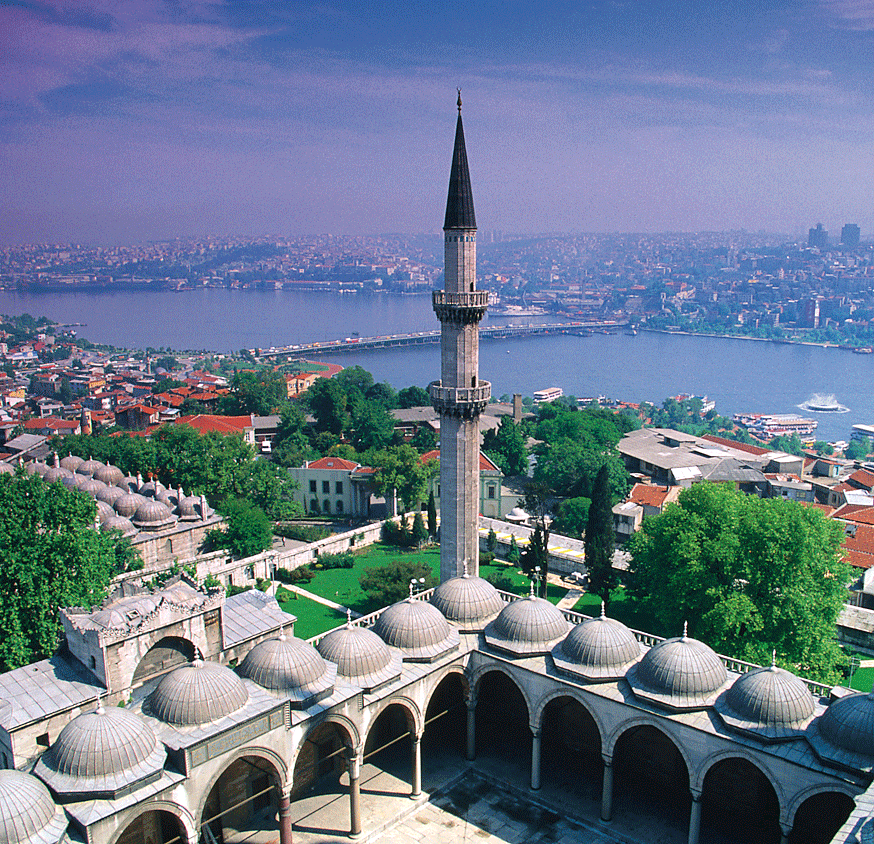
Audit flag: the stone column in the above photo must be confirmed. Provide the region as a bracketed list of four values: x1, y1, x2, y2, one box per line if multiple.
[688, 792, 702, 844]
[347, 750, 362, 839]
[466, 699, 476, 761]
[411, 732, 422, 798]
[780, 824, 792, 844]
[600, 757, 614, 822]
[279, 793, 293, 844]
[530, 728, 542, 790]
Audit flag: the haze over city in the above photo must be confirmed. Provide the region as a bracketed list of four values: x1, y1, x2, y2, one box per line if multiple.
[2, 0, 874, 245]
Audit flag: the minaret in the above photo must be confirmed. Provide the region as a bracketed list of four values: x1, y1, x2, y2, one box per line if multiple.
[430, 92, 490, 582]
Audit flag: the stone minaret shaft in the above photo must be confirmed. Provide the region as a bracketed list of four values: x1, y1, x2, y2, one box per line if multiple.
[430, 94, 490, 582]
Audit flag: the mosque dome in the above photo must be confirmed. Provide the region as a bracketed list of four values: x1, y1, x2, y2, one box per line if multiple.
[157, 490, 179, 513]
[96, 500, 116, 521]
[629, 629, 728, 710]
[372, 598, 459, 662]
[553, 608, 642, 681]
[0, 464, 14, 476]
[238, 634, 335, 707]
[101, 514, 137, 537]
[0, 769, 67, 844]
[430, 574, 505, 630]
[58, 455, 83, 472]
[43, 467, 71, 484]
[34, 704, 165, 798]
[61, 474, 87, 490]
[75, 458, 104, 477]
[718, 662, 815, 739]
[485, 592, 570, 656]
[138, 479, 166, 499]
[114, 493, 148, 518]
[115, 475, 139, 493]
[132, 498, 177, 531]
[316, 622, 402, 692]
[93, 464, 124, 486]
[26, 462, 50, 477]
[96, 485, 125, 506]
[817, 691, 874, 760]
[146, 660, 248, 726]
[78, 477, 106, 496]
[178, 496, 201, 521]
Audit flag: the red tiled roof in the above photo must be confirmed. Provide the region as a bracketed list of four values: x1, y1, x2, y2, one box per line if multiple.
[843, 524, 874, 569]
[176, 414, 253, 435]
[628, 483, 673, 508]
[420, 449, 497, 471]
[832, 504, 874, 525]
[701, 434, 770, 456]
[849, 469, 874, 490]
[308, 456, 359, 471]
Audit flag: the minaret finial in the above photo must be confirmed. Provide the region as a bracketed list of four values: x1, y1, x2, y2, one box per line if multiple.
[457, 88, 462, 114]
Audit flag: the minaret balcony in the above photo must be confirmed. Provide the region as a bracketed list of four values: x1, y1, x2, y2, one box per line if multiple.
[429, 380, 491, 419]
[432, 290, 488, 325]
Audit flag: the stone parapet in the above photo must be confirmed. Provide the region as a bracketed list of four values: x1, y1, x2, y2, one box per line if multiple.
[432, 290, 488, 324]
[429, 380, 491, 418]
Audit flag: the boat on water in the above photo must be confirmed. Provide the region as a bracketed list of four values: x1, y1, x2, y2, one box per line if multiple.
[853, 347, 873, 354]
[625, 328, 638, 336]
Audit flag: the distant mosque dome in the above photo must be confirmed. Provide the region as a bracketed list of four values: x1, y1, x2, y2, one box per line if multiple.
[101, 514, 137, 537]
[78, 477, 106, 496]
[43, 467, 71, 484]
[132, 498, 177, 531]
[115, 475, 139, 493]
[58, 455, 83, 472]
[96, 484, 125, 506]
[27, 462, 50, 477]
[93, 464, 124, 486]
[114, 492, 148, 518]
[75, 457, 104, 477]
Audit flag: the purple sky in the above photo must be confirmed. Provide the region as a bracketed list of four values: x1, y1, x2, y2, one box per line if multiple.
[2, 0, 873, 245]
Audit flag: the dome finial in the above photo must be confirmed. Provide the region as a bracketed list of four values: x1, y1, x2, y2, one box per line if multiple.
[682, 620, 688, 641]
[95, 695, 105, 715]
[279, 625, 287, 642]
[457, 88, 462, 114]
[771, 649, 777, 668]
[529, 579, 536, 598]
[346, 608, 353, 628]
[409, 580, 416, 600]
[600, 601, 606, 619]
[462, 558, 469, 578]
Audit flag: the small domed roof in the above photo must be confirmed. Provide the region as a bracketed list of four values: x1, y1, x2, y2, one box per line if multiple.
[34, 704, 165, 798]
[238, 634, 335, 707]
[485, 591, 570, 656]
[718, 661, 815, 740]
[138, 479, 166, 499]
[430, 574, 505, 631]
[96, 484, 125, 505]
[629, 627, 729, 710]
[316, 621, 402, 693]
[0, 463, 14, 476]
[101, 514, 137, 537]
[0, 769, 66, 844]
[93, 464, 124, 486]
[816, 691, 874, 762]
[132, 498, 176, 531]
[26, 462, 50, 477]
[79, 477, 106, 496]
[553, 607, 642, 681]
[115, 475, 139, 492]
[96, 500, 116, 521]
[156, 490, 179, 512]
[146, 660, 248, 726]
[372, 598, 459, 662]
[114, 492, 147, 518]
[43, 467, 71, 484]
[61, 474, 87, 490]
[75, 457, 104, 477]
[58, 455, 83, 472]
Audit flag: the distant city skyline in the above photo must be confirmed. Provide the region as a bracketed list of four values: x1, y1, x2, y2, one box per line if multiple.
[2, 0, 873, 245]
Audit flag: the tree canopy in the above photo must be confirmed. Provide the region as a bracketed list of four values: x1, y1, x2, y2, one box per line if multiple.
[584, 464, 617, 606]
[0, 473, 135, 670]
[626, 482, 851, 682]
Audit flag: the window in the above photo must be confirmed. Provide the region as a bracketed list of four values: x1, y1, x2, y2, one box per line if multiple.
[335, 481, 343, 494]
[324, 500, 330, 513]
[89, 656, 96, 669]
[310, 499, 319, 512]
[36, 733, 50, 748]
[487, 485, 496, 499]
[309, 480, 317, 493]
[437, 484, 441, 497]
[322, 480, 330, 494]
[336, 501, 344, 513]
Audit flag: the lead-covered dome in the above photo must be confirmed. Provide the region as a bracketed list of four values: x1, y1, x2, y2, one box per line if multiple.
[430, 574, 504, 631]
[316, 622, 402, 693]
[485, 591, 570, 656]
[58, 455, 83, 472]
[372, 599, 459, 662]
[717, 662, 815, 740]
[102, 514, 137, 537]
[26, 462, 50, 477]
[34, 704, 165, 799]
[43, 467, 70, 484]
[93, 464, 124, 486]
[553, 608, 642, 681]
[75, 457, 104, 477]
[0, 463, 14, 476]
[132, 498, 177, 531]
[96, 484, 125, 506]
[146, 660, 248, 726]
[115, 492, 147, 518]
[79, 477, 106, 496]
[629, 629, 729, 710]
[0, 769, 66, 844]
[239, 633, 335, 707]
[811, 691, 874, 768]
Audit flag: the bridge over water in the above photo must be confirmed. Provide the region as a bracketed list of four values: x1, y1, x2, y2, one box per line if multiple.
[257, 320, 629, 359]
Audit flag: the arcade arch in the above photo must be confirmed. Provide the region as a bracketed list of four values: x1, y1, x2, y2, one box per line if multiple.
[473, 669, 531, 769]
[114, 809, 189, 844]
[131, 636, 196, 688]
[423, 671, 467, 760]
[789, 791, 856, 844]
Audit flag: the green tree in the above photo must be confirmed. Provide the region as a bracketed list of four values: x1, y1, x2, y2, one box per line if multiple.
[350, 402, 396, 453]
[427, 489, 437, 537]
[584, 464, 617, 607]
[210, 498, 273, 558]
[486, 527, 497, 553]
[519, 523, 549, 597]
[483, 415, 528, 476]
[553, 496, 591, 538]
[410, 512, 429, 547]
[627, 482, 850, 681]
[58, 377, 73, 405]
[813, 441, 835, 456]
[359, 558, 437, 607]
[222, 369, 287, 415]
[306, 377, 350, 436]
[371, 445, 436, 512]
[397, 385, 431, 408]
[846, 439, 869, 460]
[507, 534, 520, 565]
[0, 473, 128, 670]
[410, 425, 438, 454]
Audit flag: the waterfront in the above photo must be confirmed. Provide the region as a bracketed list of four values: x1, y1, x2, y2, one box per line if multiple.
[0, 288, 870, 441]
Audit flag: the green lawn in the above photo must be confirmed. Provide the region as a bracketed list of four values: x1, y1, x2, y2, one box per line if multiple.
[571, 587, 663, 634]
[279, 591, 347, 640]
[479, 560, 566, 604]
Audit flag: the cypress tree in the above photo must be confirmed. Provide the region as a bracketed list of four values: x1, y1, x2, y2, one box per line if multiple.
[427, 489, 437, 538]
[585, 463, 617, 607]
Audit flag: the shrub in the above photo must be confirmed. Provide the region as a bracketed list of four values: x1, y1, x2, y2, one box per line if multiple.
[275, 524, 331, 543]
[359, 559, 438, 606]
[275, 565, 315, 585]
[227, 583, 252, 597]
[479, 551, 495, 566]
[484, 571, 516, 592]
[255, 577, 271, 592]
[317, 552, 355, 570]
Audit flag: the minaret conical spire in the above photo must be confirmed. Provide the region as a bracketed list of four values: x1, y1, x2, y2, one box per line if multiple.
[444, 90, 476, 231]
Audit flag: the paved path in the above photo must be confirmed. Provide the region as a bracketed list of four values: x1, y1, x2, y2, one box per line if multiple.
[283, 585, 362, 619]
[556, 587, 585, 610]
